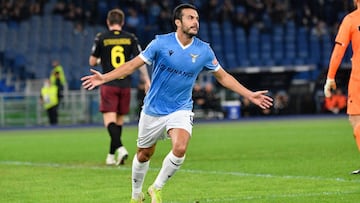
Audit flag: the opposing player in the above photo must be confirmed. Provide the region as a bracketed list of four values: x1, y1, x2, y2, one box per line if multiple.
[89, 8, 150, 166]
[324, 0, 360, 174]
[83, 4, 273, 202]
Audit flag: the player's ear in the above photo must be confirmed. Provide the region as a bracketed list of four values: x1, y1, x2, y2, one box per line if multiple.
[175, 19, 181, 27]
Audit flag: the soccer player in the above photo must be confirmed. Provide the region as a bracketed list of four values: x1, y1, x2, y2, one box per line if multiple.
[324, 0, 360, 174]
[82, 4, 273, 202]
[89, 8, 150, 166]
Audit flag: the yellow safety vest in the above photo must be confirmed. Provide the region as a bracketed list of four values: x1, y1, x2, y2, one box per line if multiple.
[50, 65, 67, 86]
[41, 85, 58, 110]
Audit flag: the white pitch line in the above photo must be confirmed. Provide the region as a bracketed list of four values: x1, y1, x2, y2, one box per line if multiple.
[179, 169, 360, 183]
[1, 160, 360, 184]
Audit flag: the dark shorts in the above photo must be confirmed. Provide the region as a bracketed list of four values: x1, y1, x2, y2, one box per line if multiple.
[100, 85, 131, 115]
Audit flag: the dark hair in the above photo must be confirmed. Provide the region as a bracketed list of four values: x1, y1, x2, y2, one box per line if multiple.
[107, 9, 125, 25]
[172, 3, 197, 28]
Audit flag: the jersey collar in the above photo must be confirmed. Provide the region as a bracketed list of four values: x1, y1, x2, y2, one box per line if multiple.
[175, 32, 194, 49]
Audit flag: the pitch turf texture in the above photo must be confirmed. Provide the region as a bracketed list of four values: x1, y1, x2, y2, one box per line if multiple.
[1, 116, 360, 203]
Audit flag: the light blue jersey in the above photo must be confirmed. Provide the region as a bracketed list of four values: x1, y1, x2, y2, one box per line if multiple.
[139, 32, 220, 116]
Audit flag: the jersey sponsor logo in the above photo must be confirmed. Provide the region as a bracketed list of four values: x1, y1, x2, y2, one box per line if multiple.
[159, 63, 194, 78]
[190, 54, 199, 63]
[169, 50, 174, 56]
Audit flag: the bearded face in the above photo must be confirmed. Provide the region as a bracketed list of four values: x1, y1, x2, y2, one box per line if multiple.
[177, 8, 199, 38]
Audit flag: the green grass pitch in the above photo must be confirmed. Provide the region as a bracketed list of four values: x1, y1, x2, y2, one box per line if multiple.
[1, 116, 360, 203]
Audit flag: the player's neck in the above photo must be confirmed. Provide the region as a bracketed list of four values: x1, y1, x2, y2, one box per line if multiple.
[356, 0, 360, 9]
[176, 31, 193, 46]
[109, 25, 122, 31]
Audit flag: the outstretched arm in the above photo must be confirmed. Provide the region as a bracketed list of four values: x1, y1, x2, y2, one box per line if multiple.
[81, 56, 145, 90]
[213, 67, 273, 109]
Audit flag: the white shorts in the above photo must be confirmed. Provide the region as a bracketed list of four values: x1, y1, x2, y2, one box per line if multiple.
[137, 110, 194, 148]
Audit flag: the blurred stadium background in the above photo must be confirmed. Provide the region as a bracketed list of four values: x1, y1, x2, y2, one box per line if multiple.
[0, 0, 354, 127]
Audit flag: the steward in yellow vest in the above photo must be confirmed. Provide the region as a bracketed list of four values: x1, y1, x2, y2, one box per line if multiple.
[50, 60, 67, 87]
[40, 80, 59, 125]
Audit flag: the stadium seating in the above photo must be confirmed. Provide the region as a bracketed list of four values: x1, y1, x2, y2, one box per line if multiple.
[234, 27, 249, 67]
[222, 21, 238, 68]
[247, 27, 260, 66]
[296, 27, 309, 61]
[0, 2, 353, 93]
[309, 34, 321, 65]
[198, 21, 210, 43]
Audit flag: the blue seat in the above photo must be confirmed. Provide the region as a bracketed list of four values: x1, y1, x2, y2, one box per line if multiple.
[272, 32, 284, 65]
[321, 33, 333, 67]
[236, 43, 248, 63]
[3, 49, 16, 71]
[235, 28, 248, 63]
[285, 20, 296, 35]
[13, 54, 27, 78]
[225, 53, 238, 69]
[198, 21, 210, 42]
[238, 59, 251, 67]
[0, 79, 14, 93]
[0, 29, 6, 52]
[309, 34, 321, 65]
[223, 31, 235, 53]
[285, 43, 296, 61]
[222, 24, 234, 54]
[273, 25, 284, 36]
[262, 59, 275, 67]
[248, 33, 259, 61]
[210, 22, 222, 49]
[248, 45, 259, 61]
[248, 26, 260, 61]
[222, 21, 233, 33]
[281, 58, 293, 66]
[293, 58, 305, 65]
[250, 58, 263, 67]
[260, 34, 272, 60]
[297, 27, 309, 59]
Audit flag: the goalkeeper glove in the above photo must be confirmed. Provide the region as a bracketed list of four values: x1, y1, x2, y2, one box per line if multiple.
[324, 78, 336, 98]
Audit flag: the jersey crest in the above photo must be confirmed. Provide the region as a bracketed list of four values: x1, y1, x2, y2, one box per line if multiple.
[190, 54, 199, 63]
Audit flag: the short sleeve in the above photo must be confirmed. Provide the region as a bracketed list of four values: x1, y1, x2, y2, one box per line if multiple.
[203, 45, 221, 72]
[335, 16, 352, 47]
[139, 36, 160, 65]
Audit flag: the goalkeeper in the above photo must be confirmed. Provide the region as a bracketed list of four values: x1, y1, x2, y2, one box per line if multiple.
[324, 0, 360, 174]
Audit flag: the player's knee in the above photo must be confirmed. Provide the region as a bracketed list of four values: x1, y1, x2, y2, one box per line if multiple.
[354, 124, 360, 138]
[137, 148, 153, 162]
[172, 146, 187, 157]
